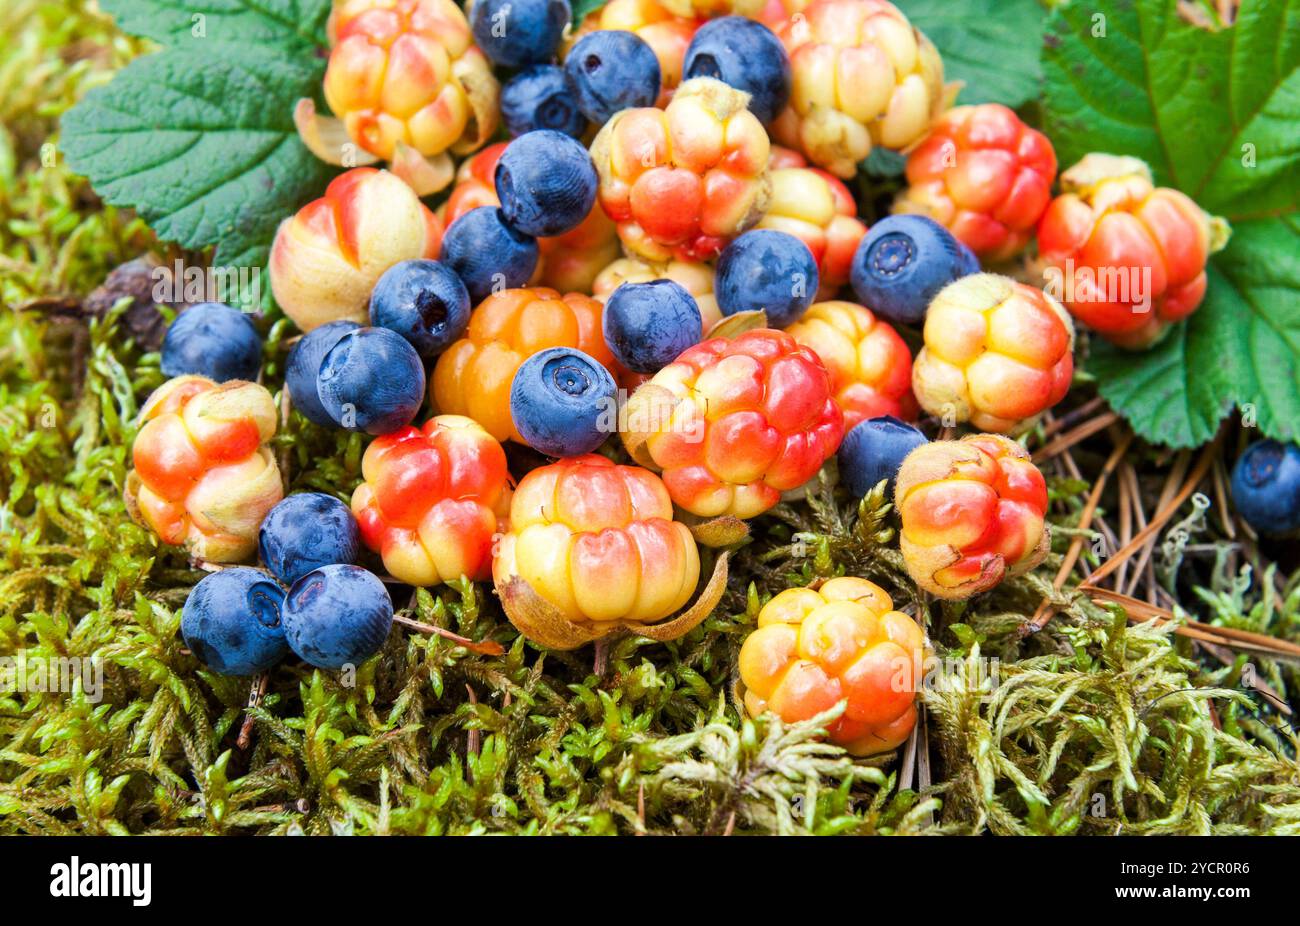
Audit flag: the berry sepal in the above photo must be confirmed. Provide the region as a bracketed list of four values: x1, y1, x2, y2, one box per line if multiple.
[496, 550, 730, 651]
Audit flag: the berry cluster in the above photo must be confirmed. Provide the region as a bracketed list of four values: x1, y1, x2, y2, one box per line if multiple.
[622, 328, 844, 518]
[895, 434, 1050, 599]
[493, 455, 706, 648]
[739, 576, 927, 755]
[127, 376, 283, 563]
[589, 77, 773, 262]
[132, 0, 1248, 761]
[1037, 153, 1226, 349]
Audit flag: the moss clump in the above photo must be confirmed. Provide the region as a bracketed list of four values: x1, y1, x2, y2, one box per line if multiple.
[3, 0, 1299, 836]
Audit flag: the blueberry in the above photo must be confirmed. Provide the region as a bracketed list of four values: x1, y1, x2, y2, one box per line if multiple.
[850, 215, 980, 326]
[683, 17, 791, 125]
[369, 259, 470, 359]
[511, 347, 618, 457]
[1231, 440, 1300, 537]
[286, 320, 361, 426]
[317, 326, 426, 435]
[495, 130, 599, 238]
[440, 206, 539, 304]
[282, 564, 394, 670]
[501, 64, 587, 138]
[715, 229, 819, 328]
[837, 416, 929, 499]
[259, 493, 361, 586]
[181, 567, 287, 676]
[470, 0, 571, 68]
[564, 30, 661, 125]
[161, 302, 262, 382]
[603, 280, 702, 373]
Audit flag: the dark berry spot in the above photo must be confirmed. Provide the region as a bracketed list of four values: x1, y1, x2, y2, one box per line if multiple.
[292, 577, 326, 608]
[496, 166, 515, 205]
[192, 639, 219, 670]
[248, 586, 282, 630]
[538, 98, 572, 130]
[546, 358, 592, 397]
[689, 53, 721, 80]
[871, 233, 915, 276]
[414, 290, 448, 331]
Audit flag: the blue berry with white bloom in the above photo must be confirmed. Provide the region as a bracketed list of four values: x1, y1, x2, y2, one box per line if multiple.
[501, 65, 587, 138]
[259, 493, 361, 586]
[564, 30, 661, 125]
[715, 229, 819, 328]
[286, 320, 359, 426]
[440, 206, 539, 304]
[317, 326, 425, 435]
[369, 259, 470, 359]
[282, 565, 394, 670]
[603, 280, 702, 373]
[1231, 440, 1300, 538]
[470, 0, 571, 69]
[511, 347, 618, 457]
[683, 17, 791, 125]
[495, 130, 599, 238]
[181, 567, 287, 676]
[161, 302, 262, 382]
[837, 416, 928, 498]
[850, 215, 980, 326]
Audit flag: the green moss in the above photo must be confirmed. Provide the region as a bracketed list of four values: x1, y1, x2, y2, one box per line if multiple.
[2, 0, 1298, 836]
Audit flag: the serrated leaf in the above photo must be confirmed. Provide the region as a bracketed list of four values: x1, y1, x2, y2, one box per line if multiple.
[101, 0, 332, 50]
[1090, 216, 1300, 447]
[61, 45, 335, 307]
[1044, 0, 1300, 447]
[897, 0, 1047, 108]
[1088, 296, 1236, 448]
[1043, 0, 1300, 218]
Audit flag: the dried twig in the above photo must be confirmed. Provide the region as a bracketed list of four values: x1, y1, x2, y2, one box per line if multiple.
[1128, 452, 1188, 599]
[1023, 431, 1133, 634]
[1211, 457, 1236, 540]
[1032, 410, 1121, 464]
[1082, 438, 1220, 589]
[1085, 586, 1300, 664]
[392, 613, 504, 656]
[1039, 396, 1106, 441]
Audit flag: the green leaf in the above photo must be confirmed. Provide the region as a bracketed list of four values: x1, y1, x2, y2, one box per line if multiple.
[1089, 216, 1300, 448]
[897, 0, 1047, 108]
[571, 0, 609, 26]
[1043, 0, 1300, 219]
[1043, 0, 1300, 447]
[101, 0, 332, 50]
[61, 44, 334, 306]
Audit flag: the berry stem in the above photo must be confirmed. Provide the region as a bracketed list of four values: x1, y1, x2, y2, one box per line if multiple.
[236, 672, 269, 750]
